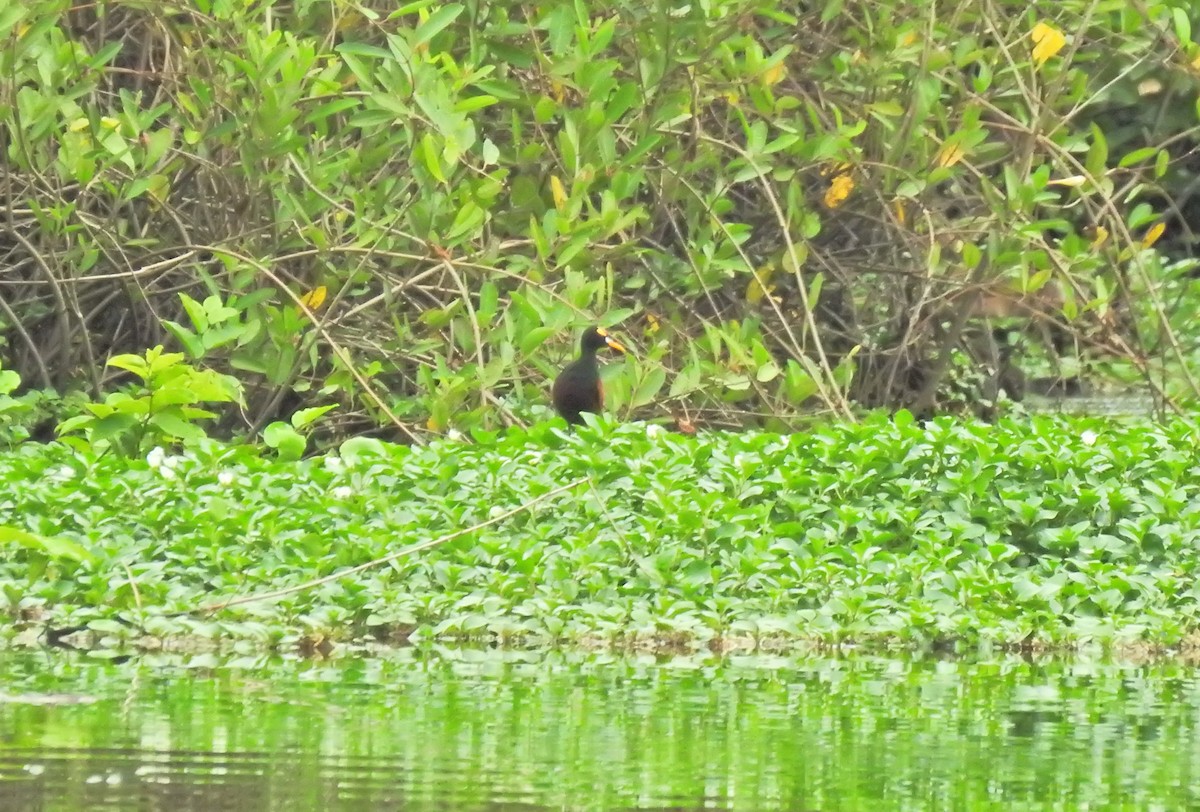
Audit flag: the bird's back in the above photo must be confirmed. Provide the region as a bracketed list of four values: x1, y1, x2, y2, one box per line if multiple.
[552, 359, 603, 423]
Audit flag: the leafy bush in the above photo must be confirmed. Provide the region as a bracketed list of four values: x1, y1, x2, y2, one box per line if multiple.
[0, 362, 81, 449]
[2, 414, 1200, 650]
[57, 346, 242, 456]
[2, 0, 1199, 438]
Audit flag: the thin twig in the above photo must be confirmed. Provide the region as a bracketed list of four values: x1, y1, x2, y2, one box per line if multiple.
[196, 477, 587, 614]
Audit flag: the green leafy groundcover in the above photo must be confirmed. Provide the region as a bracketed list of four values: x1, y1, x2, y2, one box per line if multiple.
[2, 412, 1200, 652]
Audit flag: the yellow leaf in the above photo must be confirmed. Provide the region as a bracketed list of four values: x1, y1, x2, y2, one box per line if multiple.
[1047, 175, 1086, 187]
[68, 118, 90, 132]
[1030, 22, 1066, 67]
[551, 80, 566, 104]
[823, 173, 854, 209]
[336, 9, 364, 31]
[893, 199, 907, 225]
[820, 161, 853, 177]
[646, 313, 661, 334]
[760, 62, 786, 86]
[899, 31, 919, 47]
[426, 416, 441, 431]
[300, 285, 328, 310]
[1138, 79, 1163, 96]
[937, 142, 965, 168]
[1142, 222, 1166, 248]
[1088, 225, 1109, 249]
[550, 176, 567, 210]
[146, 174, 170, 205]
[746, 278, 776, 304]
[746, 266, 776, 304]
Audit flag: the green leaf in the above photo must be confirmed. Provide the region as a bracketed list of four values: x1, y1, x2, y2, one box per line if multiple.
[1155, 148, 1170, 179]
[1085, 124, 1107, 178]
[421, 132, 447, 183]
[87, 41, 124, 71]
[178, 293, 209, 332]
[961, 242, 982, 269]
[91, 413, 140, 442]
[56, 414, 95, 436]
[605, 83, 639, 123]
[162, 320, 204, 359]
[144, 348, 186, 379]
[263, 422, 307, 460]
[390, 0, 438, 16]
[150, 409, 207, 440]
[1118, 147, 1158, 167]
[292, 404, 338, 429]
[455, 95, 498, 113]
[183, 370, 242, 403]
[0, 4, 28, 38]
[0, 526, 94, 563]
[756, 361, 781, 383]
[201, 323, 249, 352]
[1173, 7, 1191, 44]
[414, 4, 463, 46]
[106, 353, 151, 381]
[481, 138, 500, 165]
[631, 367, 666, 408]
[785, 359, 818, 404]
[521, 326, 556, 354]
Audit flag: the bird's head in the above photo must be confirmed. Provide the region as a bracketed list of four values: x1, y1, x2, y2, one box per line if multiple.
[581, 326, 626, 355]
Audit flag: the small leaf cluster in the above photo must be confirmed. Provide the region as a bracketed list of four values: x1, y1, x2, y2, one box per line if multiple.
[57, 347, 242, 457]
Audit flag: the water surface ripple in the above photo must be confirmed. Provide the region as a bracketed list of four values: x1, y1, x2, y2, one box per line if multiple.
[0, 648, 1196, 811]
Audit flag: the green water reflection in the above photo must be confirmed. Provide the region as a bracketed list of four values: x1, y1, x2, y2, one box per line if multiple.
[0, 647, 1197, 811]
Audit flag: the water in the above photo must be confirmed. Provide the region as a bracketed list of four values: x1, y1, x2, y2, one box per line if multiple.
[1, 647, 1198, 811]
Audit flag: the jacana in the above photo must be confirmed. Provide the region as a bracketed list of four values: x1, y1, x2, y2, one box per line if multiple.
[552, 326, 626, 424]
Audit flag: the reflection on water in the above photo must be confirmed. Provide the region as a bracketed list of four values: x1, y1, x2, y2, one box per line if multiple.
[1, 647, 1199, 811]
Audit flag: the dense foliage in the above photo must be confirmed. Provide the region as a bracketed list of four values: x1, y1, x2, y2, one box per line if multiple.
[4, 0, 1200, 440]
[4, 414, 1200, 651]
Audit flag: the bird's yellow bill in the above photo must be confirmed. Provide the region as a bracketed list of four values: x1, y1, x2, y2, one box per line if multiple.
[596, 327, 626, 354]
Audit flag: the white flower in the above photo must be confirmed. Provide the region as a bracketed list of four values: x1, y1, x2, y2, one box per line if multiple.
[1080, 429, 1098, 446]
[332, 486, 354, 500]
[323, 456, 344, 472]
[645, 424, 666, 437]
[447, 429, 465, 442]
[148, 448, 182, 478]
[217, 470, 236, 486]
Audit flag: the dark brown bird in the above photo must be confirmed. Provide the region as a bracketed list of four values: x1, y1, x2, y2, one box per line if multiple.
[552, 326, 626, 424]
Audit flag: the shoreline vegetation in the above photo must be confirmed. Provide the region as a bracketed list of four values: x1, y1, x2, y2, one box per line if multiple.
[4, 1, 1200, 446]
[7, 1, 1200, 667]
[5, 412, 1200, 660]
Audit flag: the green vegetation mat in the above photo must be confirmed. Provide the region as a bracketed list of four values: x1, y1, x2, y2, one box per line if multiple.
[3, 412, 1200, 653]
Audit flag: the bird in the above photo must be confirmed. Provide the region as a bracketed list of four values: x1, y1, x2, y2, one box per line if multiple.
[552, 326, 626, 424]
